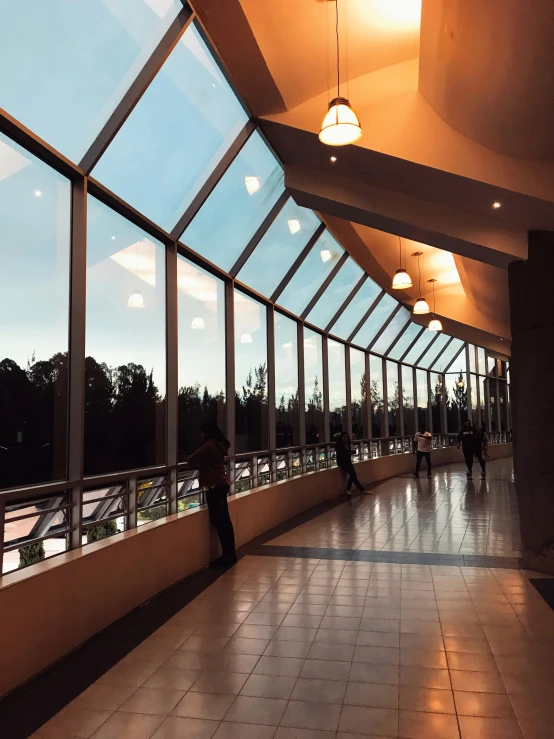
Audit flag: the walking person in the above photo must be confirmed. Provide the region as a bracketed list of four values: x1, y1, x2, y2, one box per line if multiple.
[457, 419, 476, 477]
[473, 425, 488, 478]
[187, 422, 237, 568]
[335, 432, 367, 497]
[413, 424, 432, 478]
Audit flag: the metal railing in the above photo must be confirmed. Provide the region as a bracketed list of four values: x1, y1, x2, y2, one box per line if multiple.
[0, 431, 511, 576]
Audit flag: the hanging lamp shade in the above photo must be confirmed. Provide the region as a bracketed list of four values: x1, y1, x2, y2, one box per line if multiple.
[392, 268, 413, 290]
[428, 317, 443, 331]
[319, 97, 362, 146]
[413, 297, 430, 315]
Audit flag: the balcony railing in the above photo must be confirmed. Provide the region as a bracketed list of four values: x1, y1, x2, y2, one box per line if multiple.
[0, 431, 510, 576]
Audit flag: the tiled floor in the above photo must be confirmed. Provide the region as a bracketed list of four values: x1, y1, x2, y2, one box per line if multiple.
[269, 460, 521, 557]
[31, 460, 554, 739]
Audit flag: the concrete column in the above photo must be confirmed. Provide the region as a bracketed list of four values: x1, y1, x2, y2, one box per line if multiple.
[509, 230, 554, 565]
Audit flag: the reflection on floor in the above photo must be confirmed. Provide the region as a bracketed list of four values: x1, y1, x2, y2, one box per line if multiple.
[31, 460, 554, 739]
[269, 459, 521, 558]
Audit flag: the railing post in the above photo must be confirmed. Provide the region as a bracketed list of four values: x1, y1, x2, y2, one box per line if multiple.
[251, 455, 258, 489]
[127, 476, 138, 530]
[271, 451, 277, 483]
[0, 497, 5, 575]
[286, 449, 292, 478]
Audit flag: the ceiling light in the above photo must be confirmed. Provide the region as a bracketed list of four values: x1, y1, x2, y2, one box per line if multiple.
[320, 248, 332, 263]
[330, 156, 337, 163]
[191, 317, 205, 330]
[288, 219, 301, 235]
[492, 201, 501, 209]
[240, 332, 253, 344]
[127, 292, 145, 309]
[412, 252, 430, 315]
[319, 0, 362, 147]
[391, 236, 412, 290]
[427, 278, 441, 327]
[244, 176, 261, 195]
[34, 190, 42, 197]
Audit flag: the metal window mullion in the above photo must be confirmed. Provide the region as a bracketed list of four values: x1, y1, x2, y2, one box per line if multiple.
[68, 178, 88, 550]
[365, 352, 371, 439]
[443, 341, 464, 374]
[347, 289, 385, 345]
[430, 336, 454, 371]
[301, 252, 349, 321]
[325, 274, 367, 333]
[399, 325, 426, 363]
[345, 345, 352, 436]
[441, 373, 448, 434]
[414, 331, 440, 368]
[382, 358, 389, 441]
[298, 322, 306, 448]
[79, 5, 194, 173]
[398, 362, 404, 439]
[427, 371, 433, 434]
[267, 304, 276, 455]
[171, 120, 256, 238]
[166, 241, 178, 515]
[322, 335, 330, 443]
[383, 316, 410, 357]
[368, 304, 402, 352]
[412, 366, 418, 432]
[465, 345, 473, 424]
[230, 191, 289, 277]
[225, 281, 236, 456]
[271, 222, 325, 303]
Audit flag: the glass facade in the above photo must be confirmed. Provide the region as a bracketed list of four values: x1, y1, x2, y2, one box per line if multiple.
[0, 8, 511, 572]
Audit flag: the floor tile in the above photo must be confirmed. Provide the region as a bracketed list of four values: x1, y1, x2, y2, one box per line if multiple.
[449, 670, 506, 694]
[38, 706, 113, 738]
[292, 677, 348, 704]
[190, 671, 249, 695]
[89, 712, 163, 739]
[74, 684, 136, 711]
[119, 687, 184, 716]
[338, 705, 399, 736]
[151, 717, 219, 739]
[301, 659, 351, 681]
[224, 695, 287, 725]
[240, 673, 296, 699]
[458, 715, 523, 738]
[213, 723, 276, 739]
[454, 691, 515, 718]
[399, 686, 455, 714]
[172, 692, 235, 720]
[398, 709, 460, 738]
[399, 666, 451, 690]
[144, 667, 200, 691]
[254, 656, 306, 677]
[344, 682, 399, 709]
[281, 700, 342, 731]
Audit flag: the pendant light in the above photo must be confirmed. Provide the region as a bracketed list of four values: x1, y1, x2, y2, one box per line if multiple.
[427, 278, 443, 331]
[319, 0, 362, 146]
[412, 252, 430, 315]
[391, 236, 413, 290]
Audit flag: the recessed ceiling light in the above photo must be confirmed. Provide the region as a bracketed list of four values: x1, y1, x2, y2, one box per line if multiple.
[330, 156, 337, 163]
[34, 190, 42, 197]
[492, 201, 501, 209]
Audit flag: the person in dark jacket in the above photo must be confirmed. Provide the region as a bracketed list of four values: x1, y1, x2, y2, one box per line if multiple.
[335, 432, 367, 497]
[473, 425, 488, 478]
[187, 422, 236, 567]
[457, 420, 476, 477]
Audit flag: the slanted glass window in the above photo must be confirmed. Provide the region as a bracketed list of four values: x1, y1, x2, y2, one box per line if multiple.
[468, 344, 477, 374]
[477, 346, 486, 375]
[372, 307, 411, 355]
[352, 293, 397, 349]
[306, 258, 364, 329]
[304, 329, 324, 444]
[370, 356, 385, 437]
[93, 23, 248, 229]
[278, 231, 344, 317]
[328, 340, 347, 437]
[177, 258, 225, 456]
[350, 349, 367, 439]
[182, 132, 284, 271]
[499, 381, 507, 432]
[402, 365, 415, 435]
[0, 133, 70, 489]
[238, 201, 320, 297]
[234, 290, 268, 453]
[432, 338, 464, 372]
[418, 332, 449, 369]
[487, 355, 499, 377]
[329, 278, 381, 340]
[274, 313, 299, 448]
[0, 1, 184, 162]
[386, 361, 400, 436]
[403, 329, 436, 366]
[416, 370, 429, 429]
[85, 196, 166, 475]
[387, 322, 423, 361]
[430, 373, 444, 433]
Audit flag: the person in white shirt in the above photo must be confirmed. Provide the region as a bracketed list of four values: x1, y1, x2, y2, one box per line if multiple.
[413, 424, 433, 478]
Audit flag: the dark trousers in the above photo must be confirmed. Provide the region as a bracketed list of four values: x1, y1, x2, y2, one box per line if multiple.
[205, 484, 235, 557]
[474, 450, 486, 472]
[415, 451, 431, 474]
[341, 463, 364, 492]
[463, 447, 474, 471]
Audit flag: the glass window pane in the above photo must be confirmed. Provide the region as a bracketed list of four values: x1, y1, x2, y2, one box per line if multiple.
[238, 201, 320, 297]
[182, 132, 284, 271]
[93, 23, 248, 229]
[350, 348, 367, 439]
[446, 370, 468, 432]
[0, 133, 70, 488]
[403, 328, 436, 366]
[430, 373, 444, 433]
[304, 329, 324, 444]
[402, 365, 415, 436]
[480, 376, 487, 423]
[328, 340, 346, 437]
[499, 381, 507, 432]
[329, 278, 382, 340]
[386, 361, 400, 436]
[387, 322, 423, 361]
[416, 370, 429, 429]
[234, 290, 268, 453]
[487, 355, 498, 376]
[477, 346, 486, 375]
[418, 333, 449, 368]
[432, 338, 464, 372]
[488, 378, 498, 432]
[353, 293, 397, 349]
[449, 346, 467, 376]
[278, 231, 344, 316]
[306, 258, 364, 329]
[85, 196, 166, 475]
[275, 313, 299, 448]
[468, 344, 477, 374]
[470, 374, 479, 424]
[372, 307, 411, 355]
[0, 1, 183, 162]
[370, 356, 385, 437]
[177, 258, 225, 456]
